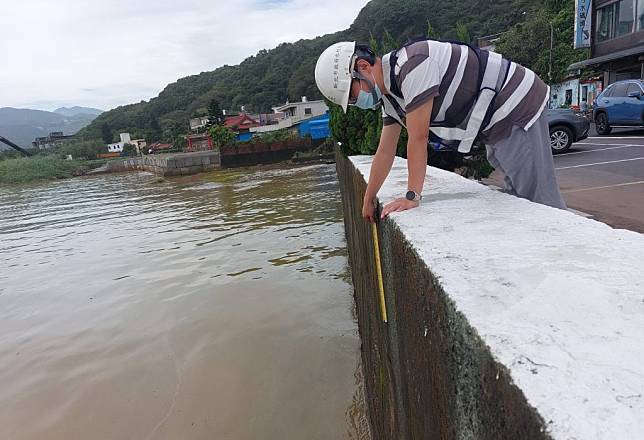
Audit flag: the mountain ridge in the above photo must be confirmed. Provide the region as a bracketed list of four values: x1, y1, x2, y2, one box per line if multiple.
[0, 107, 101, 147]
[54, 106, 104, 117]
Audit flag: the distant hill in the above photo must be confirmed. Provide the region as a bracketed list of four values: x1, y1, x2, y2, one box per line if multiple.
[54, 106, 104, 117]
[79, 0, 538, 143]
[0, 107, 102, 147]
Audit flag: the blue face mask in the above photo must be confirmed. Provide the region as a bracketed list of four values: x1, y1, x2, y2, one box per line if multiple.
[352, 69, 383, 110]
[354, 84, 383, 110]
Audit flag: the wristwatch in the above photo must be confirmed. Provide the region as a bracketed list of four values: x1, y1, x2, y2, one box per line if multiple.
[405, 190, 422, 202]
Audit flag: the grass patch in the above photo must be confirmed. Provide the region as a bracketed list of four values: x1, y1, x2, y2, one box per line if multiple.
[0, 156, 95, 185]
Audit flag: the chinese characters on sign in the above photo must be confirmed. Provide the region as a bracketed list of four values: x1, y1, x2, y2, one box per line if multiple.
[574, 0, 592, 48]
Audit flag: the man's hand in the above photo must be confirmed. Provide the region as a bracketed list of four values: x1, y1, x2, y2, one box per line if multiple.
[362, 195, 376, 223]
[381, 198, 419, 218]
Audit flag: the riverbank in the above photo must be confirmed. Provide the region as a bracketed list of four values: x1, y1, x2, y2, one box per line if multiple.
[0, 156, 106, 185]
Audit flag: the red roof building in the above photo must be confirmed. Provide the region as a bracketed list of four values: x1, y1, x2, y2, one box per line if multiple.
[224, 113, 260, 133]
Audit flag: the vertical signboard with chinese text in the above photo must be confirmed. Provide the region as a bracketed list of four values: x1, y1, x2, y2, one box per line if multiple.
[574, 0, 592, 48]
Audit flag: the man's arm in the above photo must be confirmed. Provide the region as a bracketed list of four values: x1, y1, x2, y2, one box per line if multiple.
[362, 123, 402, 222]
[380, 98, 433, 217]
[406, 98, 432, 194]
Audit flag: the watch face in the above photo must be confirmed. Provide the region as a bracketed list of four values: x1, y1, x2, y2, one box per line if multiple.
[405, 191, 415, 201]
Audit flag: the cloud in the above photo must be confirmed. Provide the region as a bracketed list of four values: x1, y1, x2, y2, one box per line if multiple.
[0, 0, 368, 111]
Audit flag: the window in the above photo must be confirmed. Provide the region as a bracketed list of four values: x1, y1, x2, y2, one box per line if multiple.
[595, 0, 638, 41]
[304, 107, 312, 115]
[612, 82, 629, 97]
[627, 83, 643, 95]
[616, 0, 635, 36]
[596, 3, 615, 42]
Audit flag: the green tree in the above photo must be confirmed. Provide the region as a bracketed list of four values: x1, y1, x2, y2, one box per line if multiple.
[369, 33, 380, 55]
[427, 21, 440, 39]
[495, 0, 587, 84]
[455, 22, 471, 43]
[175, 135, 187, 150]
[145, 116, 162, 142]
[100, 123, 113, 144]
[56, 139, 104, 160]
[122, 143, 137, 157]
[207, 99, 225, 126]
[208, 125, 236, 149]
[382, 30, 398, 53]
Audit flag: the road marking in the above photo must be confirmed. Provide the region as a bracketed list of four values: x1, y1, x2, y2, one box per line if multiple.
[556, 157, 644, 170]
[558, 145, 642, 156]
[562, 180, 644, 193]
[586, 136, 644, 140]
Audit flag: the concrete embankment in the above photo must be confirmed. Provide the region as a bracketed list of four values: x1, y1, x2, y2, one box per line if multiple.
[335, 150, 644, 439]
[99, 140, 329, 176]
[104, 151, 220, 176]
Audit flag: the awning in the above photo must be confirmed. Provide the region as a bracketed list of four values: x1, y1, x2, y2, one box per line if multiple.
[568, 45, 644, 70]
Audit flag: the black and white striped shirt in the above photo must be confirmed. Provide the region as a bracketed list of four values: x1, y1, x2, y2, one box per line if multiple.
[381, 40, 549, 144]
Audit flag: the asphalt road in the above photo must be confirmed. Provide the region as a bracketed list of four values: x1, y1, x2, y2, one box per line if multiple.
[484, 124, 644, 233]
[555, 126, 644, 233]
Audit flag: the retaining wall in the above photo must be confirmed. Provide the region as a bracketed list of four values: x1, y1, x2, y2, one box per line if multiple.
[105, 150, 220, 176]
[220, 138, 323, 167]
[335, 150, 644, 440]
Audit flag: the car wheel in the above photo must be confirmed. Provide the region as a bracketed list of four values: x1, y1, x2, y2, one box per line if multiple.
[595, 112, 612, 135]
[549, 125, 573, 153]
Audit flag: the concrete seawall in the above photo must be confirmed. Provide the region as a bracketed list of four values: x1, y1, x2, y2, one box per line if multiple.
[335, 151, 644, 439]
[105, 151, 220, 176]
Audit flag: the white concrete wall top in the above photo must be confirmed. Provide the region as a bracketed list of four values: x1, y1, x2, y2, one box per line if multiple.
[350, 155, 644, 440]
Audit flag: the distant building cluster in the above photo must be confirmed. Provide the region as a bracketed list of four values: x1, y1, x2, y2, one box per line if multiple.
[187, 96, 330, 147]
[28, 98, 331, 158]
[107, 133, 146, 153]
[32, 132, 74, 149]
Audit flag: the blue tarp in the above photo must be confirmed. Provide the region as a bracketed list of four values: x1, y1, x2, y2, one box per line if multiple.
[236, 132, 252, 142]
[298, 112, 330, 140]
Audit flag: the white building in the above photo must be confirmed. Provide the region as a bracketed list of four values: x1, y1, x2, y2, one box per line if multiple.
[273, 97, 327, 122]
[189, 116, 210, 131]
[107, 133, 132, 153]
[250, 97, 328, 135]
[550, 78, 581, 109]
[130, 138, 147, 155]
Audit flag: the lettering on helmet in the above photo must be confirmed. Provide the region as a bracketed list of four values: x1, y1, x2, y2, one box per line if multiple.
[332, 46, 341, 89]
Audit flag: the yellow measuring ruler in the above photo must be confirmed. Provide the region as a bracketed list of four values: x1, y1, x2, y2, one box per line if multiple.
[371, 222, 388, 323]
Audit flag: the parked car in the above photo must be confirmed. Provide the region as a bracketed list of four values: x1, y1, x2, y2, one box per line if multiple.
[545, 108, 590, 153]
[593, 79, 644, 135]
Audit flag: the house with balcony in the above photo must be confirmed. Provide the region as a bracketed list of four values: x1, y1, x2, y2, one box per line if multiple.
[250, 97, 329, 136]
[570, 0, 644, 84]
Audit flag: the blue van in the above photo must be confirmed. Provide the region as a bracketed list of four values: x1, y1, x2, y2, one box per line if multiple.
[593, 79, 644, 135]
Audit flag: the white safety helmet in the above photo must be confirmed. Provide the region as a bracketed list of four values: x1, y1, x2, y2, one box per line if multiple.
[315, 42, 356, 113]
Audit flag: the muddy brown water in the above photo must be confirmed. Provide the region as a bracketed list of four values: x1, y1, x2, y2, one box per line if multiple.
[0, 164, 369, 440]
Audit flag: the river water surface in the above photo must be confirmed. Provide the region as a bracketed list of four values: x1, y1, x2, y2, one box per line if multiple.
[0, 164, 369, 440]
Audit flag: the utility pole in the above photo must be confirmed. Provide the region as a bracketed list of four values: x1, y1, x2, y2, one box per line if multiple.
[549, 22, 554, 82]
[548, 21, 554, 108]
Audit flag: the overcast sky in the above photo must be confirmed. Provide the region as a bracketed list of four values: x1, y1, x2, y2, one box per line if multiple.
[0, 0, 368, 112]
